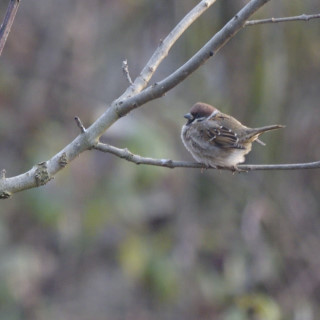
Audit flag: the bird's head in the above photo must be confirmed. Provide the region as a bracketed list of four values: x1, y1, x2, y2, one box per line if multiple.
[184, 102, 219, 125]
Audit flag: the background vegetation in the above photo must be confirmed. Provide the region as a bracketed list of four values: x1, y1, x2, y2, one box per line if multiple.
[1, 0, 320, 319]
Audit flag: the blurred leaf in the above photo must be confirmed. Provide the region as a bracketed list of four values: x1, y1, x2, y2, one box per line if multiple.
[118, 234, 149, 280]
[236, 294, 281, 320]
[143, 256, 178, 302]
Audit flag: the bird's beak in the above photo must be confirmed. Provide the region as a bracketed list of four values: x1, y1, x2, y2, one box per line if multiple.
[184, 113, 194, 125]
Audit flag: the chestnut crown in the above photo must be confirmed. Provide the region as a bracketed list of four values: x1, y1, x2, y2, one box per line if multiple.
[184, 102, 218, 124]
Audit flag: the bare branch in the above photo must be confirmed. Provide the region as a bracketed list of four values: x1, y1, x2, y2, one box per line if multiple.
[245, 13, 320, 26]
[122, 59, 133, 85]
[0, 0, 20, 56]
[93, 0, 272, 136]
[120, 0, 219, 98]
[95, 143, 320, 172]
[0, 0, 272, 198]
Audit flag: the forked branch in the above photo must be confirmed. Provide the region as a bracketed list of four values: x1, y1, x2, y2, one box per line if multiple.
[4, 0, 319, 199]
[120, 0, 219, 98]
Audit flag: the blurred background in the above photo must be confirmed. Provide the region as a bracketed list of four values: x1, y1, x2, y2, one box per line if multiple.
[0, 0, 320, 319]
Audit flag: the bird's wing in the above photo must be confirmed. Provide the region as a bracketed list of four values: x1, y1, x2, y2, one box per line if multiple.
[202, 122, 245, 149]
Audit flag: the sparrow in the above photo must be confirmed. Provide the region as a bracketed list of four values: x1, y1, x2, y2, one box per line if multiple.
[181, 102, 284, 171]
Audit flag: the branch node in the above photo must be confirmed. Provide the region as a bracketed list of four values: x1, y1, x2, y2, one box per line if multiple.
[0, 191, 11, 199]
[203, 1, 209, 8]
[59, 152, 68, 168]
[74, 116, 86, 133]
[123, 148, 134, 160]
[209, 51, 214, 56]
[139, 74, 148, 85]
[122, 59, 133, 85]
[114, 104, 126, 118]
[162, 159, 174, 168]
[35, 162, 52, 186]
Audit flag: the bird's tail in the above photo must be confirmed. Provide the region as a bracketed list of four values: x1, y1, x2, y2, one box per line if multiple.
[246, 124, 285, 145]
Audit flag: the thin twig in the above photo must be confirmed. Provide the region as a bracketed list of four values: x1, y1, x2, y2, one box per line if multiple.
[0, 0, 20, 56]
[119, 0, 218, 98]
[122, 59, 133, 85]
[74, 116, 86, 133]
[245, 13, 320, 26]
[94, 143, 320, 171]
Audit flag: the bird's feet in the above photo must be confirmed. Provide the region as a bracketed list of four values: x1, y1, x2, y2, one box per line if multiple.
[200, 164, 216, 173]
[199, 164, 248, 174]
[215, 165, 248, 174]
[230, 165, 248, 174]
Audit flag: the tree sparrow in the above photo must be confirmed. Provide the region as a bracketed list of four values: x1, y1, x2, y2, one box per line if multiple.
[181, 102, 284, 170]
